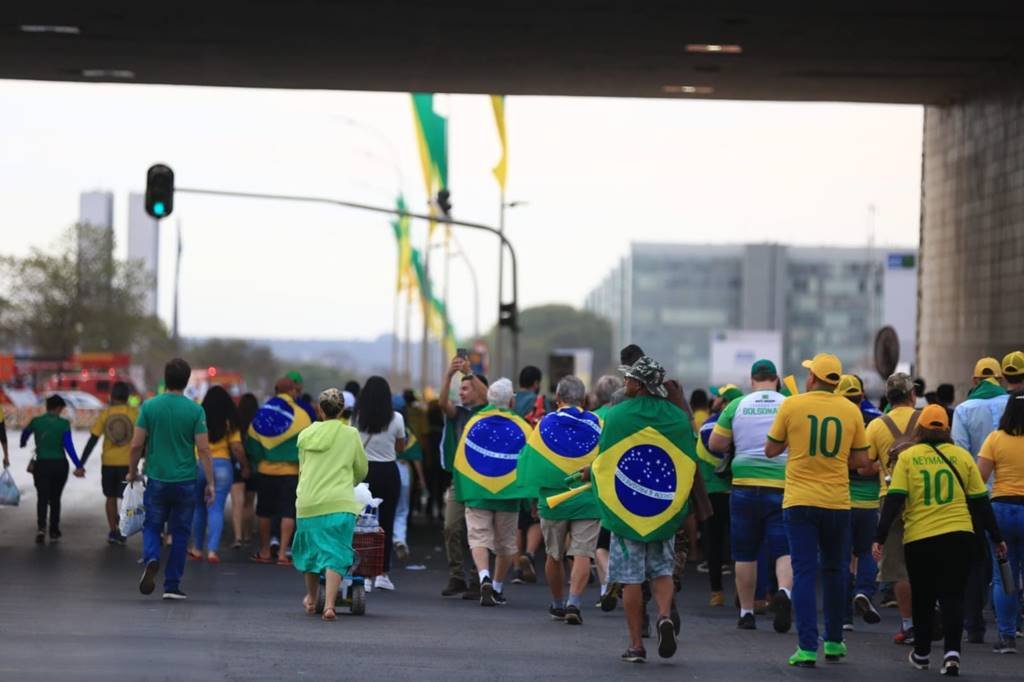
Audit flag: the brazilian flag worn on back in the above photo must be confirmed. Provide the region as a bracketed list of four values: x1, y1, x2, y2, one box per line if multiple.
[591, 395, 698, 543]
[247, 394, 313, 463]
[400, 432, 423, 462]
[453, 405, 531, 506]
[517, 407, 602, 520]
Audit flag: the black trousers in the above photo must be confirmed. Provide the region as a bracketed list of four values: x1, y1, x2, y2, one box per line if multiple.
[32, 459, 69, 532]
[962, 533, 991, 638]
[366, 461, 401, 574]
[702, 492, 732, 592]
[904, 531, 973, 657]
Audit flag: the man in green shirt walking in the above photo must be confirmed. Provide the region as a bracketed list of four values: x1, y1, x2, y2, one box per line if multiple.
[129, 358, 213, 600]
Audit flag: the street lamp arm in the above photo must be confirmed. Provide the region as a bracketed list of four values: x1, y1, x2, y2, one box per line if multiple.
[175, 185, 519, 364]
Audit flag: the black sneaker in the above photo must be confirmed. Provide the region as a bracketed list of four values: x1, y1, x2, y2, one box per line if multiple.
[738, 613, 756, 630]
[107, 530, 119, 545]
[493, 590, 507, 606]
[162, 589, 188, 600]
[35, 530, 45, 545]
[656, 617, 677, 658]
[771, 590, 792, 633]
[139, 559, 159, 595]
[480, 578, 496, 607]
[510, 568, 525, 585]
[565, 605, 582, 625]
[621, 647, 646, 663]
[549, 603, 567, 621]
[853, 593, 881, 624]
[441, 577, 468, 596]
[600, 583, 620, 612]
[993, 637, 1017, 654]
[908, 651, 929, 670]
[940, 653, 959, 676]
[49, 529, 61, 543]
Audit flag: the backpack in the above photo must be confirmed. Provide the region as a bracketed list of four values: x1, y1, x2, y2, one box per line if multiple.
[880, 410, 920, 472]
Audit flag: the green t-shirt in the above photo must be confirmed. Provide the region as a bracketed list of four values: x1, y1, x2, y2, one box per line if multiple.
[137, 393, 208, 483]
[28, 413, 72, 461]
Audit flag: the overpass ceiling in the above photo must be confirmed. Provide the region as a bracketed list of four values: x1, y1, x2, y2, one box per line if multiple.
[3, 2, 1022, 104]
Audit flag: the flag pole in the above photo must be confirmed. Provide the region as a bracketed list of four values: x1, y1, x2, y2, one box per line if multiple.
[496, 191, 505, 378]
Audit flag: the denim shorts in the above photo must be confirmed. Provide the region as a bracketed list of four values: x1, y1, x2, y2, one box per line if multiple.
[608, 533, 676, 584]
[730, 486, 789, 562]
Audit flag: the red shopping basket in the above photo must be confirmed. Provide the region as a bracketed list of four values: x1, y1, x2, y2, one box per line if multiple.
[351, 530, 386, 578]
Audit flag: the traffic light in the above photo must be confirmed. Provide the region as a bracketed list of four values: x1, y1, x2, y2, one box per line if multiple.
[498, 302, 518, 330]
[436, 189, 452, 217]
[145, 164, 175, 219]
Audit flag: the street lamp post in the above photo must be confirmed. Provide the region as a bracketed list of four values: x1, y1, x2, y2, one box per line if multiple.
[172, 184, 520, 383]
[496, 199, 527, 378]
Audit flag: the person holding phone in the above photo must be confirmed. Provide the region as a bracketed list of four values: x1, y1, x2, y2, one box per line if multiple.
[873, 404, 1006, 676]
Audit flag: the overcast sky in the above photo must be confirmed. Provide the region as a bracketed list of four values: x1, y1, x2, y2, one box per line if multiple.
[0, 80, 923, 342]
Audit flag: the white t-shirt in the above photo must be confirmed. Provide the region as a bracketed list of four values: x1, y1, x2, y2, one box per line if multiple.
[359, 412, 406, 463]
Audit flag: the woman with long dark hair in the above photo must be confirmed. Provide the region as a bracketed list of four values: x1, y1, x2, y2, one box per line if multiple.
[873, 405, 1006, 676]
[190, 386, 248, 562]
[355, 375, 405, 591]
[977, 390, 1024, 654]
[230, 392, 260, 548]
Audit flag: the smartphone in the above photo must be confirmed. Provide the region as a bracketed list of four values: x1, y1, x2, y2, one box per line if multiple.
[456, 348, 469, 360]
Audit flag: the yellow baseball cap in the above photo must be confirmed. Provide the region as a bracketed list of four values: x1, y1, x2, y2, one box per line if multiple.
[973, 357, 1002, 379]
[834, 374, 863, 397]
[1001, 351, 1024, 377]
[802, 353, 843, 385]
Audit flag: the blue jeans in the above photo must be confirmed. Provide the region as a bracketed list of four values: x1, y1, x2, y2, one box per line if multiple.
[143, 479, 196, 592]
[784, 505, 851, 652]
[845, 508, 879, 622]
[991, 502, 1024, 639]
[394, 461, 411, 546]
[193, 460, 234, 553]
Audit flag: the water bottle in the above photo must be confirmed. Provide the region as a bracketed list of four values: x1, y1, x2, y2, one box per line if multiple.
[997, 555, 1017, 596]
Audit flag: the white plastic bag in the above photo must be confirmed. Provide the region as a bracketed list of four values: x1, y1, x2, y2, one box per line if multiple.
[0, 467, 20, 506]
[354, 482, 382, 509]
[119, 481, 145, 537]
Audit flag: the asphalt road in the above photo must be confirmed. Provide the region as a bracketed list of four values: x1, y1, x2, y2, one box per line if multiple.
[1, 433, 1021, 681]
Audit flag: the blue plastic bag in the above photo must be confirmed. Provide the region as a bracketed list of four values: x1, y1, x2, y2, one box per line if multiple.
[0, 467, 20, 506]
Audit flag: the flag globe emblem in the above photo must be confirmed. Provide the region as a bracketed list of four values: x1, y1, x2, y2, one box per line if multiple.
[539, 410, 601, 464]
[614, 446, 676, 516]
[465, 415, 527, 478]
[253, 397, 294, 437]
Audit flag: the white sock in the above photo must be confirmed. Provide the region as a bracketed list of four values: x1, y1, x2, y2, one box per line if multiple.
[780, 587, 791, 599]
[740, 609, 754, 617]
[944, 651, 959, 659]
[479, 569, 491, 582]
[601, 582, 609, 596]
[492, 580, 504, 593]
[902, 617, 913, 630]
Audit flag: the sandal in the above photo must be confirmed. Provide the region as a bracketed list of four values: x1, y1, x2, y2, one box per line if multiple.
[206, 554, 221, 564]
[322, 606, 337, 621]
[249, 553, 274, 564]
[276, 558, 293, 567]
[187, 550, 203, 562]
[303, 596, 317, 615]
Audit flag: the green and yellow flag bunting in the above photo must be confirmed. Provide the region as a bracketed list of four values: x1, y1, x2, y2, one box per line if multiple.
[389, 195, 414, 292]
[453, 405, 531, 502]
[411, 93, 448, 194]
[591, 395, 698, 542]
[517, 406, 602, 520]
[490, 95, 508, 191]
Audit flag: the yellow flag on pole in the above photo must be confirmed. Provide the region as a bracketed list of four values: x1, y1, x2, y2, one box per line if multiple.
[490, 95, 508, 191]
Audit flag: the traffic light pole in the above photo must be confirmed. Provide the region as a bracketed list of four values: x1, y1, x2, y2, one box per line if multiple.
[174, 185, 520, 377]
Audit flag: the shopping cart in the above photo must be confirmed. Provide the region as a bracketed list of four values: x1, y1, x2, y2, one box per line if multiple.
[316, 510, 385, 616]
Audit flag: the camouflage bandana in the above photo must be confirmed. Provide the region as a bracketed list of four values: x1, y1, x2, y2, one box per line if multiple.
[624, 356, 668, 398]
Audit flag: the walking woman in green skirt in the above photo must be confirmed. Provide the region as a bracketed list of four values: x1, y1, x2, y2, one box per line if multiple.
[293, 389, 369, 621]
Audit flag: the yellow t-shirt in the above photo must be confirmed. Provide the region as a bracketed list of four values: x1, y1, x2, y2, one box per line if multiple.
[693, 409, 710, 428]
[888, 442, 988, 543]
[89, 404, 140, 466]
[866, 406, 918, 497]
[767, 389, 868, 510]
[206, 428, 242, 460]
[979, 430, 1024, 499]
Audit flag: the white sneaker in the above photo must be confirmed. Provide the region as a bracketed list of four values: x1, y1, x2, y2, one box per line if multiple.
[374, 574, 395, 591]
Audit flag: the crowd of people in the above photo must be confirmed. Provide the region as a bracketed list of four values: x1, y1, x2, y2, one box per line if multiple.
[7, 345, 1024, 674]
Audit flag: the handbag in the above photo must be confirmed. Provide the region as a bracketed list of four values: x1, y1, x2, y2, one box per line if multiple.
[26, 455, 35, 474]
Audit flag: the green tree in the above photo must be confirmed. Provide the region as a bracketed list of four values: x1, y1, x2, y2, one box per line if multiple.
[187, 338, 281, 396]
[486, 304, 614, 380]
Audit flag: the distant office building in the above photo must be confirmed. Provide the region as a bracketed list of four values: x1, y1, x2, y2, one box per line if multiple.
[77, 190, 115, 300]
[585, 242, 918, 392]
[127, 193, 160, 316]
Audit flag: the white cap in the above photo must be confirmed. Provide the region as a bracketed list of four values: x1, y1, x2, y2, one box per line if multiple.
[342, 391, 356, 410]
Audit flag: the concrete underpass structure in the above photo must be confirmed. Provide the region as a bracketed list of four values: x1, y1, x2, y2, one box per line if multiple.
[3, 4, 1023, 387]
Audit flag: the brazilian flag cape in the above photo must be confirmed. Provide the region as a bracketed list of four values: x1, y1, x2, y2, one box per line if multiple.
[517, 406, 602, 520]
[247, 393, 313, 464]
[453, 404, 531, 506]
[591, 395, 698, 543]
[400, 432, 423, 462]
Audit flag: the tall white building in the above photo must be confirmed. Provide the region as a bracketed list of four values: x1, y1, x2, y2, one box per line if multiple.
[127, 193, 160, 316]
[77, 191, 115, 299]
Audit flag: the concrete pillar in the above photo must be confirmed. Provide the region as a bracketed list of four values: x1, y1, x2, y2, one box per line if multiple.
[918, 87, 1024, 397]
